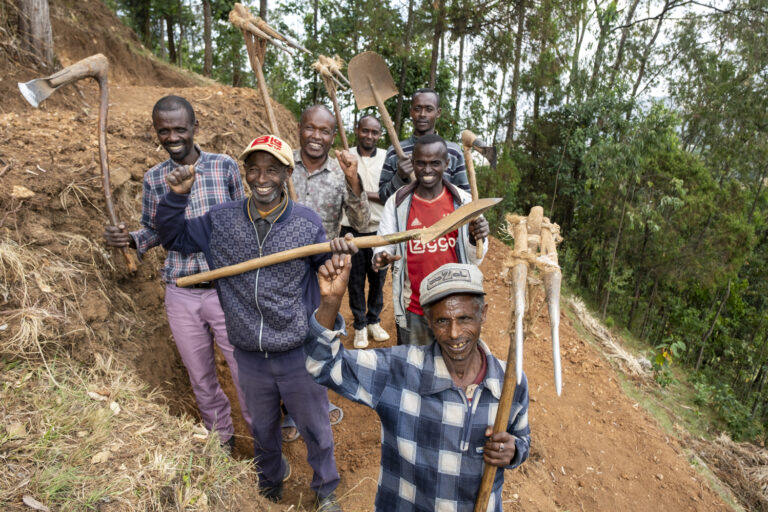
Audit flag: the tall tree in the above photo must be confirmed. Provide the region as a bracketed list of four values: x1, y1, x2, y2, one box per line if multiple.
[203, 0, 212, 76]
[17, 0, 53, 68]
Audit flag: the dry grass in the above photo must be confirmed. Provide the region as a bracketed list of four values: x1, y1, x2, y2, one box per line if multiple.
[568, 297, 652, 378]
[0, 354, 259, 511]
[688, 434, 768, 512]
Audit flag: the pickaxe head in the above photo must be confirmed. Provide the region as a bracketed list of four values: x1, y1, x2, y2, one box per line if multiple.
[18, 53, 108, 108]
[461, 129, 498, 169]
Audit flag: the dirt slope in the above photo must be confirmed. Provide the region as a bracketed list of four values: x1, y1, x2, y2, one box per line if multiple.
[0, 1, 736, 510]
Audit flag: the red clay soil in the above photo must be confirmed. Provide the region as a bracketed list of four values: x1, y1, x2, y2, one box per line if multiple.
[0, 2, 734, 510]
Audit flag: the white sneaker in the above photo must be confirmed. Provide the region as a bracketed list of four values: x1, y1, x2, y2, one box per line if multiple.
[353, 328, 369, 348]
[367, 323, 390, 342]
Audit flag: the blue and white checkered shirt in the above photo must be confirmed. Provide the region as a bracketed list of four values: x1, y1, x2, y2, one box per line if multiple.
[305, 312, 530, 511]
[131, 148, 246, 283]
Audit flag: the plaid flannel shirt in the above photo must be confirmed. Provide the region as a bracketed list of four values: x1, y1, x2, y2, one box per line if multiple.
[131, 148, 246, 283]
[305, 312, 530, 512]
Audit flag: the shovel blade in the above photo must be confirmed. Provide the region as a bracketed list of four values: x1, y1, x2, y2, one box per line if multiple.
[348, 52, 398, 110]
[18, 78, 56, 108]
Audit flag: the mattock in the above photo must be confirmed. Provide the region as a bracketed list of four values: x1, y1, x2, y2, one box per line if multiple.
[313, 55, 349, 150]
[229, 3, 298, 200]
[18, 54, 138, 273]
[474, 205, 562, 512]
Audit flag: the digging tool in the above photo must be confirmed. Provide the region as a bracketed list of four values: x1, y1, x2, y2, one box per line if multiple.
[319, 55, 351, 87]
[460, 130, 498, 259]
[176, 197, 501, 287]
[18, 54, 138, 272]
[348, 52, 406, 159]
[474, 206, 563, 512]
[314, 56, 349, 150]
[230, 4, 297, 200]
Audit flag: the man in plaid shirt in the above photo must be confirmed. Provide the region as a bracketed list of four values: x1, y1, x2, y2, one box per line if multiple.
[104, 95, 250, 450]
[306, 255, 530, 511]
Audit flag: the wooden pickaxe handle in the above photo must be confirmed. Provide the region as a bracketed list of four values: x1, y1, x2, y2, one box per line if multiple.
[462, 144, 483, 259]
[176, 231, 415, 287]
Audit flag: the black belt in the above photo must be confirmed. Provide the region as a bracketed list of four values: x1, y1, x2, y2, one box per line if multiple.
[187, 281, 214, 289]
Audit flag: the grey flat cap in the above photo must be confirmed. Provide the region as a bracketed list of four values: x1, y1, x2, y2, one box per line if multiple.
[420, 263, 485, 307]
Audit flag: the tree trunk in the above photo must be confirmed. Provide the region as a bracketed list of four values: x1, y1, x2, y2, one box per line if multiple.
[640, 275, 659, 338]
[177, 0, 184, 67]
[455, 33, 465, 117]
[627, 221, 650, 330]
[587, 1, 612, 97]
[566, 0, 588, 103]
[607, 0, 640, 88]
[165, 16, 177, 64]
[395, 0, 415, 135]
[158, 18, 166, 59]
[203, 0, 212, 77]
[260, 0, 268, 18]
[751, 365, 766, 418]
[428, 0, 444, 89]
[630, 0, 671, 98]
[312, 0, 319, 102]
[18, 0, 54, 68]
[505, 0, 526, 144]
[695, 279, 731, 371]
[601, 186, 633, 321]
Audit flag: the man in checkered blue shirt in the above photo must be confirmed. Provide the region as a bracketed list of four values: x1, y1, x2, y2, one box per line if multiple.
[104, 96, 250, 451]
[305, 254, 530, 511]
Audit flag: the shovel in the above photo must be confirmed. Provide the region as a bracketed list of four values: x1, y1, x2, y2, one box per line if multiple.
[460, 130, 497, 259]
[176, 197, 501, 287]
[18, 54, 138, 272]
[347, 52, 406, 159]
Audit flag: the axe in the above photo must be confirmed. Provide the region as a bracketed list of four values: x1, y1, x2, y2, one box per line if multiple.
[176, 197, 501, 287]
[18, 54, 138, 272]
[461, 130, 497, 258]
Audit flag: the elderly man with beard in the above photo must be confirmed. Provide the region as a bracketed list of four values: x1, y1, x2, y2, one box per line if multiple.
[304, 258, 531, 511]
[155, 135, 348, 511]
[103, 95, 250, 451]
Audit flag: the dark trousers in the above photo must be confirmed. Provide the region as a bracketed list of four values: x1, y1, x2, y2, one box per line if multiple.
[341, 226, 387, 330]
[234, 345, 340, 498]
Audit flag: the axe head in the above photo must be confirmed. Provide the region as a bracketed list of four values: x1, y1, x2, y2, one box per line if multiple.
[18, 78, 56, 108]
[471, 138, 498, 170]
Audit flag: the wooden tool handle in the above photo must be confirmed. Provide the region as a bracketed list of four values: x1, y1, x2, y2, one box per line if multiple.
[327, 85, 349, 150]
[368, 77, 405, 159]
[176, 234, 395, 287]
[47, 54, 108, 88]
[463, 145, 483, 259]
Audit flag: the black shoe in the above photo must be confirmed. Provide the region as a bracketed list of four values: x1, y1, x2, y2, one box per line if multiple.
[259, 455, 291, 503]
[221, 436, 235, 455]
[315, 491, 342, 512]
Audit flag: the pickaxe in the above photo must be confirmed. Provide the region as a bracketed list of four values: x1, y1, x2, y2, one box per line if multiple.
[229, 3, 297, 200]
[313, 55, 349, 150]
[460, 130, 497, 258]
[18, 53, 138, 272]
[474, 206, 562, 512]
[176, 197, 501, 287]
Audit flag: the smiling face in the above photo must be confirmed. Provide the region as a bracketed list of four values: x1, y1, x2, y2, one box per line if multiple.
[153, 108, 199, 165]
[299, 107, 336, 163]
[413, 141, 449, 196]
[426, 294, 487, 365]
[409, 92, 441, 137]
[244, 151, 292, 211]
[355, 116, 382, 152]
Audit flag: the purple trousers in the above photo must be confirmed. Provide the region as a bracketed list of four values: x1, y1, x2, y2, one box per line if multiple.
[165, 283, 252, 442]
[234, 345, 340, 498]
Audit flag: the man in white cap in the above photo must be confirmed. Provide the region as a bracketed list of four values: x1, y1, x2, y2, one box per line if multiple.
[304, 255, 531, 511]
